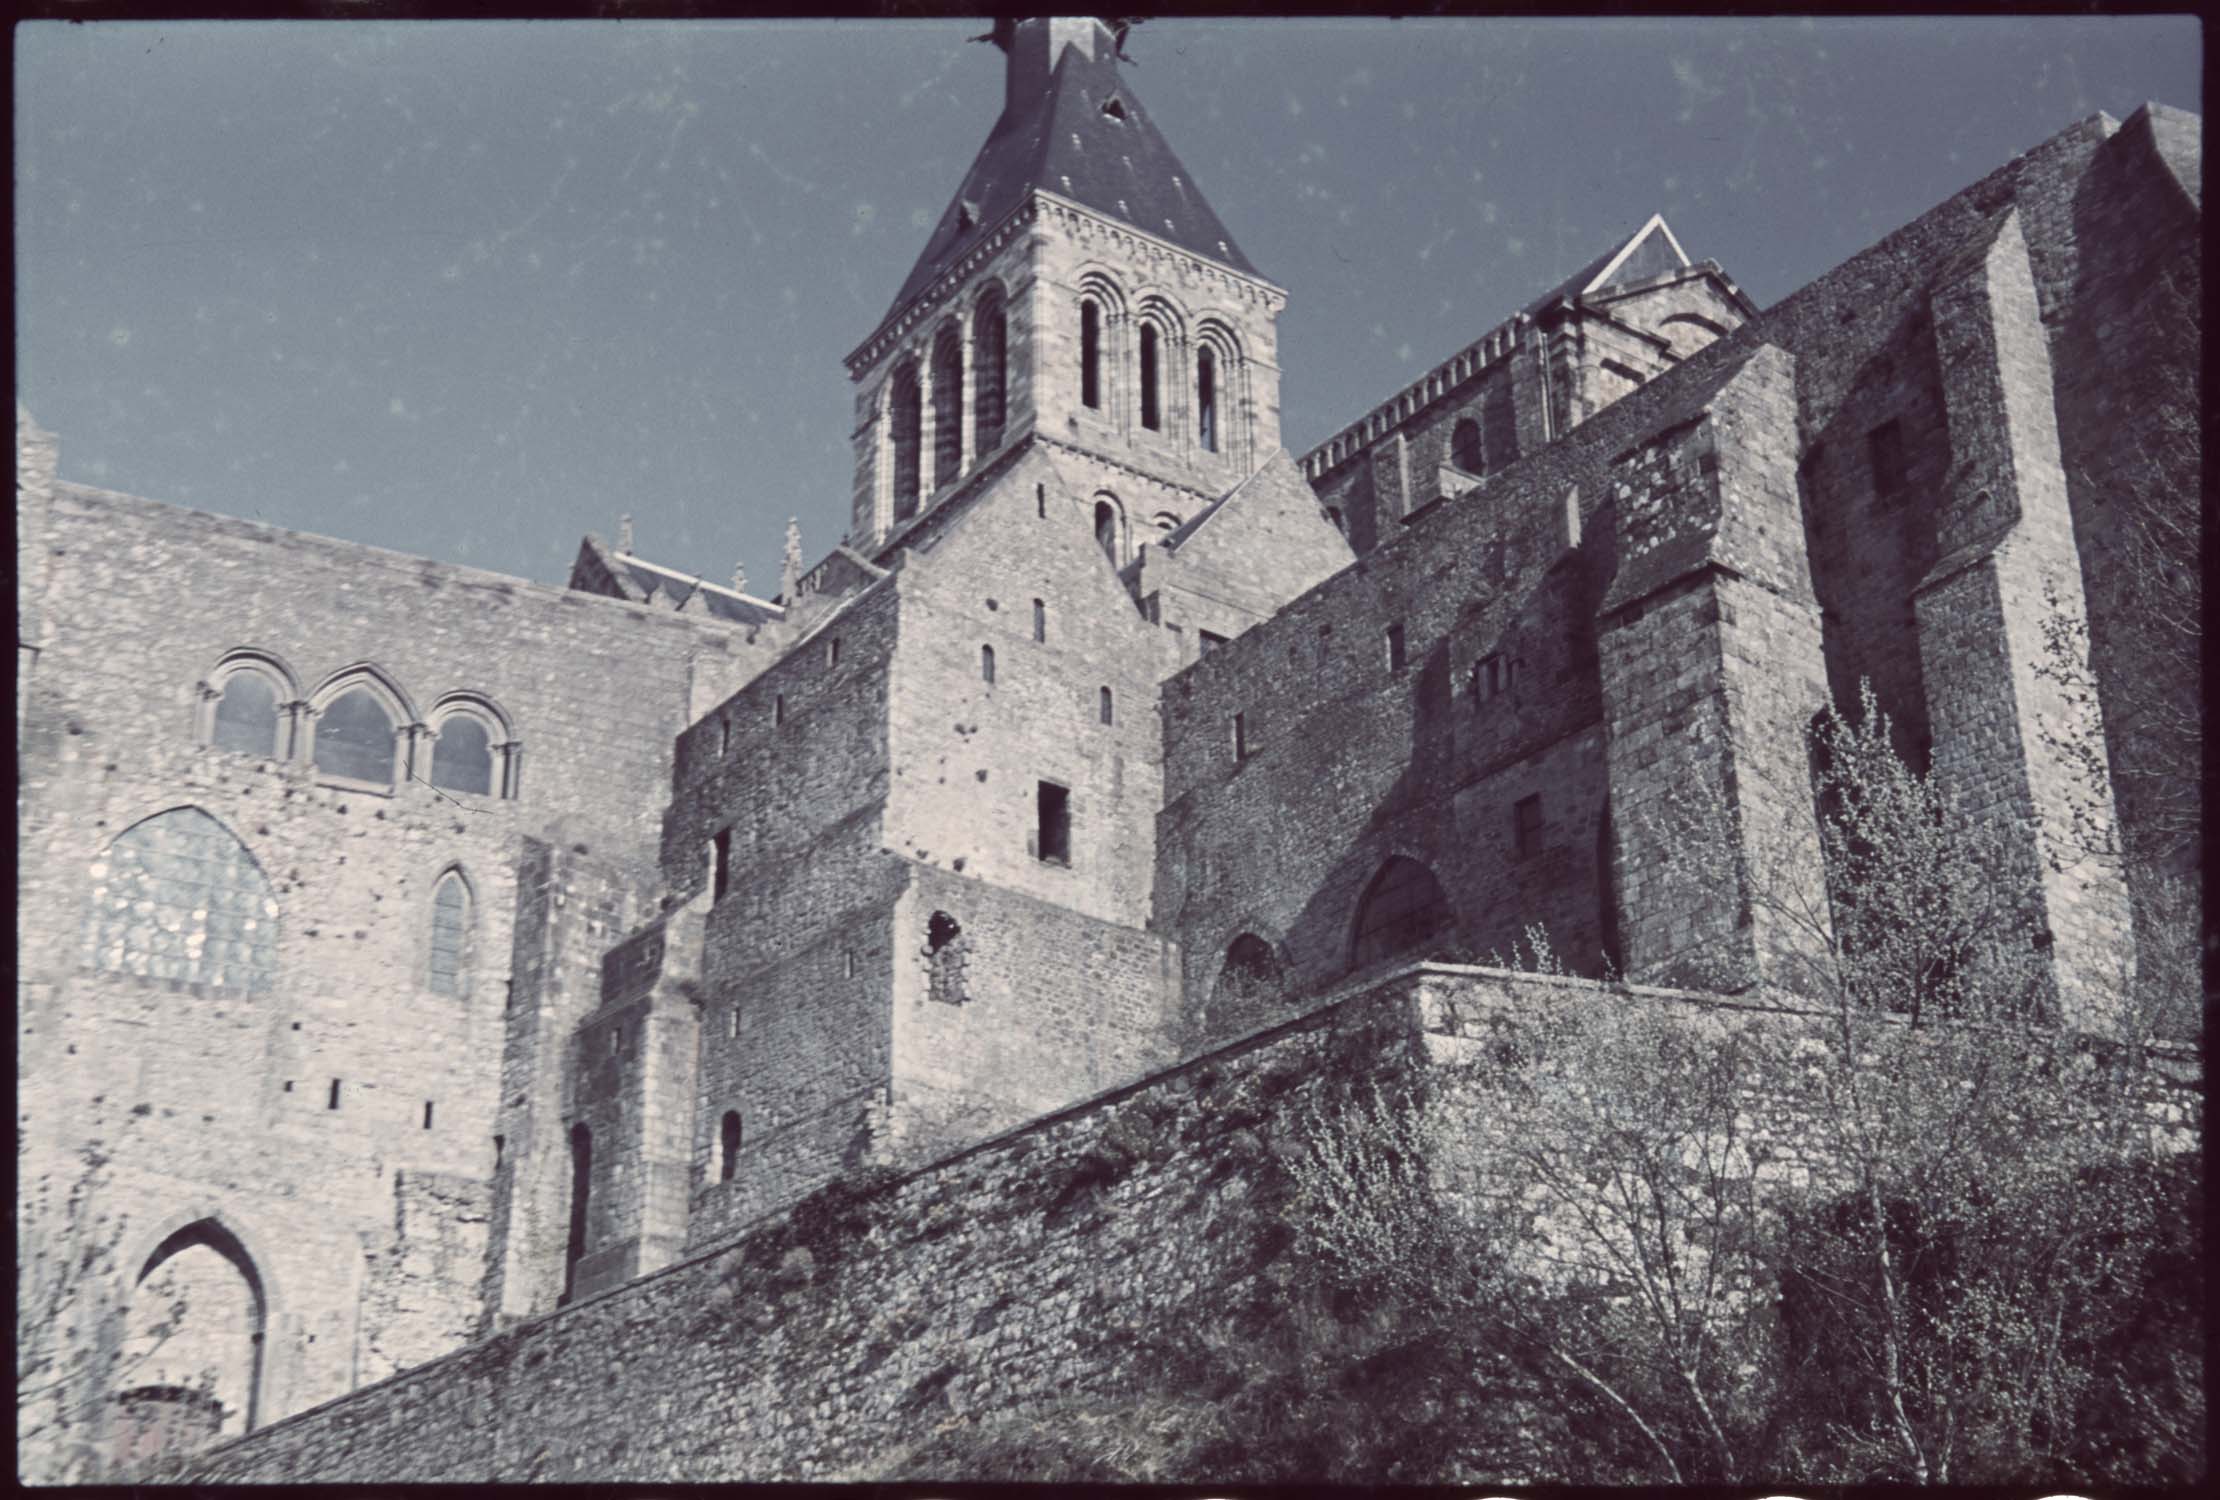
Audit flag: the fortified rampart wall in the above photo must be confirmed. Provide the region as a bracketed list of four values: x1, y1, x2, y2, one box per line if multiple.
[178, 963, 2199, 1483]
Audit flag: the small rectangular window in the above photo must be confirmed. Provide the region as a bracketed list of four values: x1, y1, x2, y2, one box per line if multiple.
[774, 693, 786, 726]
[1386, 622, 1407, 674]
[844, 948, 857, 978]
[328, 1079, 342, 1111]
[423, 1101, 435, 1130]
[494, 1134, 505, 1169]
[1233, 711, 1250, 763]
[283, 1080, 294, 1093]
[827, 637, 841, 669]
[1033, 598, 1047, 643]
[1199, 629, 1228, 656]
[1099, 686, 1115, 726]
[712, 828, 733, 902]
[1514, 794, 1545, 858]
[1037, 483, 1047, 519]
[1867, 419, 1907, 497]
[727, 1005, 738, 1039]
[1037, 780, 1071, 865]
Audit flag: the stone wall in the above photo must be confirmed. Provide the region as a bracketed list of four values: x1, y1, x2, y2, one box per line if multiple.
[179, 962, 2201, 1483]
[12, 478, 734, 1474]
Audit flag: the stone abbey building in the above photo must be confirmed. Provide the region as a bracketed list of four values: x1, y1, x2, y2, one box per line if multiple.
[14, 18, 2201, 1480]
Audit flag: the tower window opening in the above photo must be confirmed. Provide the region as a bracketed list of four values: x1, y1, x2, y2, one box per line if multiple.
[1036, 781, 1071, 865]
[932, 323, 964, 489]
[1080, 298, 1102, 410]
[1197, 345, 1218, 451]
[890, 362, 923, 519]
[1140, 323, 1161, 430]
[975, 296, 1008, 451]
[719, 1111, 742, 1182]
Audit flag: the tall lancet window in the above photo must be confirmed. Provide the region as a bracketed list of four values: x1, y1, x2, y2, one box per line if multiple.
[1080, 298, 1102, 410]
[974, 291, 1007, 452]
[1197, 346, 1218, 452]
[1139, 323, 1161, 431]
[890, 360, 922, 519]
[932, 323, 963, 489]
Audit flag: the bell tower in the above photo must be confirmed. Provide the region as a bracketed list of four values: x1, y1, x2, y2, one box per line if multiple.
[843, 17, 1288, 554]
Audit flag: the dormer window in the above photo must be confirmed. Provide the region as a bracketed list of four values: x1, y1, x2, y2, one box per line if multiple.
[1101, 95, 1128, 123]
[955, 198, 979, 233]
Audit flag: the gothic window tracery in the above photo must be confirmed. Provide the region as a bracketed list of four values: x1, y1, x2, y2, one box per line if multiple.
[84, 807, 281, 990]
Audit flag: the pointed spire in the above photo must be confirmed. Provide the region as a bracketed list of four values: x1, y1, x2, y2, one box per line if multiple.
[617, 514, 634, 554]
[780, 517, 803, 601]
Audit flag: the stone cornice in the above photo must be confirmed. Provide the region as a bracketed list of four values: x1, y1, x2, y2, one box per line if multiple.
[1299, 313, 1534, 484]
[845, 199, 1041, 378]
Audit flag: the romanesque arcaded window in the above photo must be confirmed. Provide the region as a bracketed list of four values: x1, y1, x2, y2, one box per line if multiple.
[1197, 345, 1218, 452]
[974, 289, 1008, 451]
[312, 687, 398, 788]
[932, 322, 964, 489]
[925, 910, 969, 1004]
[1350, 856, 1453, 968]
[1451, 417, 1484, 475]
[83, 808, 281, 990]
[1139, 322, 1162, 430]
[428, 870, 471, 997]
[719, 1111, 742, 1182]
[891, 360, 923, 519]
[1080, 298, 1103, 410]
[210, 670, 281, 757]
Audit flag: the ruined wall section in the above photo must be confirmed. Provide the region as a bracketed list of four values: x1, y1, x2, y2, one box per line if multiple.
[13, 483, 725, 1465]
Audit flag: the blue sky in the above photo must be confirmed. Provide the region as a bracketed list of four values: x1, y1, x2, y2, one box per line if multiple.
[16, 17, 2200, 593]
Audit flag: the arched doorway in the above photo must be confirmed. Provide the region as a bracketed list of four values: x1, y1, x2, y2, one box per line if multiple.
[111, 1220, 267, 1467]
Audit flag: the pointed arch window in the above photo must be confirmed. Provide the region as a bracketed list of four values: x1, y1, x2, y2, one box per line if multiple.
[890, 360, 923, 520]
[428, 870, 472, 998]
[312, 686, 399, 789]
[429, 696, 514, 798]
[211, 672, 280, 756]
[1139, 322, 1161, 430]
[1350, 856, 1453, 968]
[974, 290, 1008, 451]
[1197, 344, 1218, 451]
[84, 808, 280, 990]
[1080, 298, 1103, 410]
[932, 322, 964, 489]
[1216, 932, 1284, 1007]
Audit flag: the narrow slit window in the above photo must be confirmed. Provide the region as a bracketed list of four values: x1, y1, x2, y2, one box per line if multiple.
[1233, 711, 1249, 762]
[774, 694, 785, 727]
[328, 1080, 342, 1111]
[1099, 687, 1114, 726]
[1197, 346, 1218, 452]
[1033, 598, 1046, 643]
[712, 828, 733, 902]
[423, 1101, 435, 1130]
[1386, 622, 1407, 674]
[1036, 781, 1071, 865]
[827, 637, 841, 670]
[428, 871, 471, 997]
[719, 1111, 742, 1182]
[1080, 298, 1102, 410]
[891, 361, 923, 519]
[1139, 323, 1161, 430]
[981, 644, 996, 684]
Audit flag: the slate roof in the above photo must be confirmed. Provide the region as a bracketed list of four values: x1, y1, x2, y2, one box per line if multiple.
[612, 548, 784, 627]
[885, 38, 1261, 321]
[1522, 214, 1692, 318]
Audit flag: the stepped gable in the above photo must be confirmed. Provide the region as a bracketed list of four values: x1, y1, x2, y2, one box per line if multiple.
[885, 30, 1259, 321]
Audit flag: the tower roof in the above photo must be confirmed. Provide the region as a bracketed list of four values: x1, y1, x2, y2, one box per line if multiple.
[883, 23, 1261, 323]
